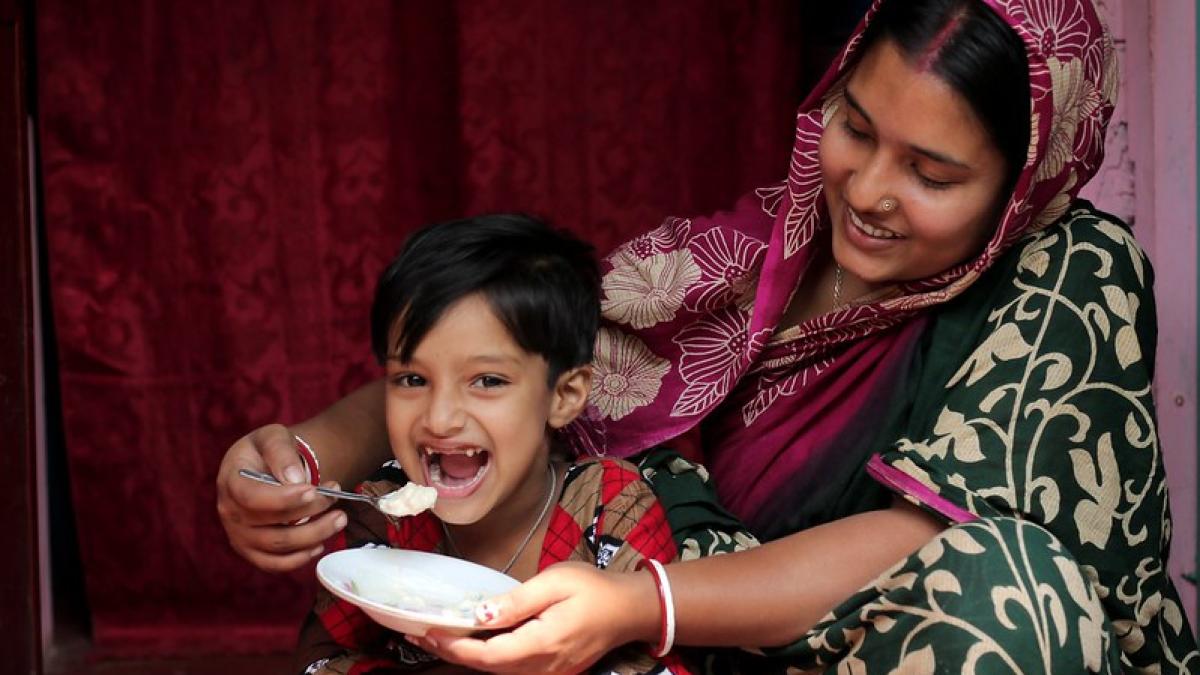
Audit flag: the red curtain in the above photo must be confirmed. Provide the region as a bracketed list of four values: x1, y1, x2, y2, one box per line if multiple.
[38, 0, 825, 659]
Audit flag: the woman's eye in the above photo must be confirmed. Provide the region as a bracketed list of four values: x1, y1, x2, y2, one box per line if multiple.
[914, 170, 955, 190]
[391, 373, 426, 388]
[473, 375, 508, 389]
[841, 116, 871, 141]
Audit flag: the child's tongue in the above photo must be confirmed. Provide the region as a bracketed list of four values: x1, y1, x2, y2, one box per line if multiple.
[438, 452, 486, 482]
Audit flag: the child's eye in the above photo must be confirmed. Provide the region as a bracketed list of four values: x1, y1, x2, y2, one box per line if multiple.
[472, 375, 509, 389]
[390, 373, 426, 388]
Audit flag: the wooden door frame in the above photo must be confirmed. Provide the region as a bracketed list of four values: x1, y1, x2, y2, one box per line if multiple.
[0, 0, 41, 671]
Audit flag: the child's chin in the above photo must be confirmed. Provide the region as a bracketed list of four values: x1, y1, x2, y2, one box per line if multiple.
[434, 503, 487, 527]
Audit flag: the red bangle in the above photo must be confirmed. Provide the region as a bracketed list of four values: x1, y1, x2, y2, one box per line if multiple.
[641, 559, 676, 658]
[294, 434, 321, 486]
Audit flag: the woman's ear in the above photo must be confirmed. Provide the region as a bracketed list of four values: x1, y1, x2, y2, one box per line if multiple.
[548, 365, 592, 429]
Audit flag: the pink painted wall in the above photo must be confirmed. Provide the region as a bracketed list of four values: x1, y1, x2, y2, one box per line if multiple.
[1081, 0, 1198, 625]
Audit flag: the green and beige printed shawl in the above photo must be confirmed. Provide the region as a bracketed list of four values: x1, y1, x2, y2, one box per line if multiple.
[867, 204, 1194, 673]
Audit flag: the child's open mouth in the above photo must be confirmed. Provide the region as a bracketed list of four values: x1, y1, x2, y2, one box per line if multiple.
[422, 446, 491, 497]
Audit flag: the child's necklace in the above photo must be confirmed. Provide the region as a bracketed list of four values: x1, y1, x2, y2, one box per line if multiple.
[440, 463, 558, 574]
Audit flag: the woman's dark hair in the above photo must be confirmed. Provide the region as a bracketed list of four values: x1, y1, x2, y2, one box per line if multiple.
[370, 213, 600, 382]
[862, 0, 1030, 189]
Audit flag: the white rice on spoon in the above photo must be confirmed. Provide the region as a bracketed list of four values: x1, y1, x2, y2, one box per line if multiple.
[377, 482, 437, 517]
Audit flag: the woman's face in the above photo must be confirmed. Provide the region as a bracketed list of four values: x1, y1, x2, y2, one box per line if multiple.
[820, 38, 1009, 286]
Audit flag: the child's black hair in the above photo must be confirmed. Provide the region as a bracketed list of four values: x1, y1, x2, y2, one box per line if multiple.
[370, 213, 600, 382]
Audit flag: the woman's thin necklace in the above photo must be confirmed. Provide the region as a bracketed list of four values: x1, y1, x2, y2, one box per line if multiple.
[833, 263, 897, 309]
[440, 463, 557, 574]
[833, 263, 845, 308]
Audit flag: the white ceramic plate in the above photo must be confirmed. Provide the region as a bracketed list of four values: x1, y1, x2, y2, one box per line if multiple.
[316, 547, 519, 636]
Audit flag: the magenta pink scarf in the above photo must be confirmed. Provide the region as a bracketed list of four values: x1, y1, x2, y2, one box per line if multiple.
[568, 0, 1118, 525]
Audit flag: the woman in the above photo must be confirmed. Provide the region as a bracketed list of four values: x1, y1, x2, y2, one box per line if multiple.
[217, 0, 1198, 671]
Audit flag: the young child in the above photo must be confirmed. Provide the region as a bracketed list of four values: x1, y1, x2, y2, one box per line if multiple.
[295, 214, 749, 674]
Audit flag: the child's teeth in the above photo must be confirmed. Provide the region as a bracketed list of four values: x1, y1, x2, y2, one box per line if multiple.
[429, 462, 442, 482]
[466, 449, 477, 457]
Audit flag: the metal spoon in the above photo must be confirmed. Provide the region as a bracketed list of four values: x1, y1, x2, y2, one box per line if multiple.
[238, 467, 382, 508]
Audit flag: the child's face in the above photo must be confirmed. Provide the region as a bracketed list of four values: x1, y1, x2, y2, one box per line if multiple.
[384, 293, 589, 526]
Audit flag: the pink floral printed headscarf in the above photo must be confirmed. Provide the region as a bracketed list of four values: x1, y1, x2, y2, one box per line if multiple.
[569, 0, 1118, 466]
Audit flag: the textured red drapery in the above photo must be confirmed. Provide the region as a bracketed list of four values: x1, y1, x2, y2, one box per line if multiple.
[38, 0, 839, 659]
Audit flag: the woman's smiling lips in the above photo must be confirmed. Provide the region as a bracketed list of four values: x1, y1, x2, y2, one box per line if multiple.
[845, 205, 904, 250]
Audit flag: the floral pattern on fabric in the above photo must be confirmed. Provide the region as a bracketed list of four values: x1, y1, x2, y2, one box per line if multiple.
[685, 228, 766, 313]
[592, 327, 672, 422]
[738, 359, 832, 428]
[569, 0, 1122, 465]
[773, 518, 1124, 674]
[636, 449, 761, 561]
[780, 113, 825, 259]
[602, 248, 703, 330]
[671, 307, 754, 417]
[873, 207, 1197, 672]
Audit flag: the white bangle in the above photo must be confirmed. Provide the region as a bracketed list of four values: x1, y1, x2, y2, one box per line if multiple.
[644, 559, 676, 658]
[293, 434, 321, 485]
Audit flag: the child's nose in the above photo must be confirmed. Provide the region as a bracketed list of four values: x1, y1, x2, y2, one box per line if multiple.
[424, 388, 466, 435]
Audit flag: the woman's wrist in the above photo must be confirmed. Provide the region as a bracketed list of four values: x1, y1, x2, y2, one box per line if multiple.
[642, 559, 676, 657]
[292, 433, 322, 486]
[291, 379, 391, 489]
[623, 563, 670, 649]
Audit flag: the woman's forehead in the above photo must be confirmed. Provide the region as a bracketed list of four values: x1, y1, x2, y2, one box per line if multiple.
[846, 39, 999, 164]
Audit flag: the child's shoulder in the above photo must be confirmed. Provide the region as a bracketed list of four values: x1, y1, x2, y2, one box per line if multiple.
[563, 456, 644, 485]
[559, 456, 652, 507]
